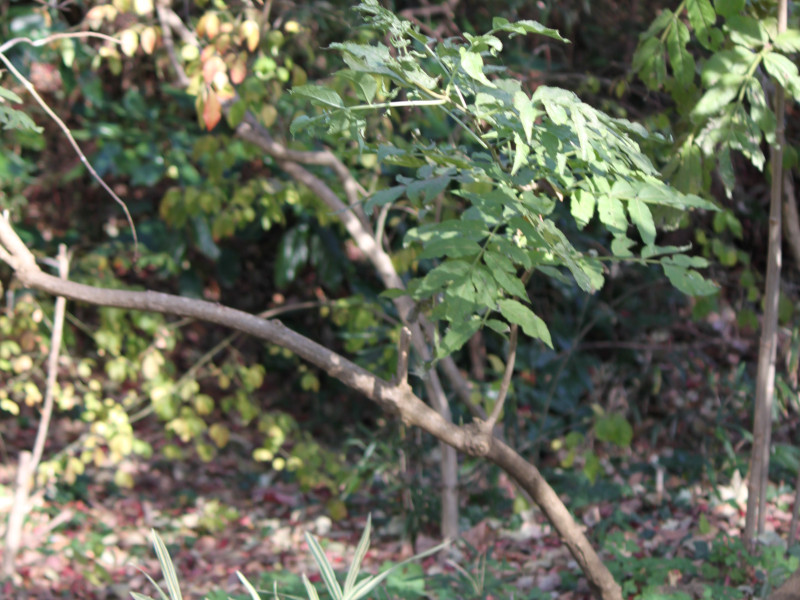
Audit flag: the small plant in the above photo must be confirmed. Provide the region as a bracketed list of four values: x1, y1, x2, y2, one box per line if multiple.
[133, 516, 447, 600]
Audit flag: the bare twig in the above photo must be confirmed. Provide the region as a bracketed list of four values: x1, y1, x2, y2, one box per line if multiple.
[0, 31, 119, 54]
[2, 245, 69, 578]
[1, 451, 31, 577]
[782, 172, 800, 270]
[485, 324, 518, 431]
[156, 3, 189, 86]
[0, 37, 137, 254]
[30, 245, 69, 469]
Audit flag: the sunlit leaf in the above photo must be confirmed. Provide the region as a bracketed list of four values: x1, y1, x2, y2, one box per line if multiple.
[498, 299, 552, 347]
[686, 0, 718, 49]
[292, 85, 345, 108]
[459, 48, 495, 87]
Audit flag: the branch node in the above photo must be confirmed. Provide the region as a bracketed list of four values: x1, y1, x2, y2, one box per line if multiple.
[463, 420, 492, 457]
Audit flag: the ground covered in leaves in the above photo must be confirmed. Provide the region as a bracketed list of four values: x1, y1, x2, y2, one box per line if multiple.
[3, 411, 800, 600]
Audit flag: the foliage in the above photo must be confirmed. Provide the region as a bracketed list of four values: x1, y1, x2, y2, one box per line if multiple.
[633, 0, 799, 196]
[290, 0, 718, 363]
[632, 0, 800, 325]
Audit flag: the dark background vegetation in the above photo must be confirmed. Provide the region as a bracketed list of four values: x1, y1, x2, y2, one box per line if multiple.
[1, 0, 800, 598]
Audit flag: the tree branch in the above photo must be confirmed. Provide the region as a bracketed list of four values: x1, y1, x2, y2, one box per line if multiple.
[485, 324, 518, 431]
[0, 215, 622, 598]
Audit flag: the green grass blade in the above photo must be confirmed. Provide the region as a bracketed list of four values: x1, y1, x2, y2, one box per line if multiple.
[237, 571, 263, 600]
[150, 530, 182, 600]
[302, 573, 321, 600]
[343, 514, 372, 595]
[347, 539, 450, 600]
[304, 531, 343, 600]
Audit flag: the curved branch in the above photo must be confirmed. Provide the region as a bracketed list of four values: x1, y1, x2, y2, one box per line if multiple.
[0, 216, 621, 599]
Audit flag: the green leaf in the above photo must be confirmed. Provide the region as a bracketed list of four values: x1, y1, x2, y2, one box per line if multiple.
[666, 20, 696, 88]
[673, 142, 704, 195]
[717, 147, 736, 197]
[485, 252, 528, 299]
[0, 85, 23, 103]
[713, 0, 745, 18]
[490, 17, 569, 42]
[305, 532, 343, 600]
[419, 238, 481, 259]
[572, 109, 590, 161]
[236, 572, 263, 600]
[406, 219, 488, 244]
[344, 515, 372, 594]
[407, 174, 451, 204]
[663, 264, 719, 296]
[302, 574, 321, 600]
[663, 254, 709, 268]
[463, 32, 504, 55]
[292, 84, 345, 108]
[338, 70, 378, 103]
[628, 199, 656, 245]
[632, 37, 667, 89]
[614, 181, 717, 211]
[365, 185, 406, 212]
[641, 244, 692, 259]
[151, 530, 183, 600]
[289, 114, 326, 136]
[763, 52, 800, 92]
[347, 540, 449, 600]
[745, 78, 776, 141]
[511, 132, 529, 175]
[415, 260, 471, 297]
[611, 235, 635, 258]
[691, 77, 742, 120]
[700, 47, 752, 88]
[0, 105, 43, 133]
[226, 99, 246, 128]
[485, 319, 509, 334]
[597, 195, 628, 234]
[491, 237, 532, 269]
[472, 265, 499, 306]
[274, 225, 310, 289]
[497, 299, 552, 347]
[725, 15, 768, 48]
[571, 190, 596, 229]
[482, 249, 515, 273]
[686, 0, 718, 49]
[774, 29, 800, 53]
[379, 288, 410, 299]
[643, 10, 674, 37]
[437, 319, 482, 358]
[595, 414, 633, 447]
[459, 48, 495, 87]
[513, 90, 536, 143]
[192, 216, 221, 260]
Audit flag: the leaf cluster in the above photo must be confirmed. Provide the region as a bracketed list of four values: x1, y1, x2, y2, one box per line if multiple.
[292, 0, 718, 359]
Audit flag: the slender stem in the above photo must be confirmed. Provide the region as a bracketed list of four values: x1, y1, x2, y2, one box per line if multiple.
[485, 324, 518, 430]
[0, 52, 138, 254]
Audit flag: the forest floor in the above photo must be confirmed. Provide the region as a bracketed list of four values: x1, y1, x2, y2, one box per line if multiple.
[2, 415, 799, 600]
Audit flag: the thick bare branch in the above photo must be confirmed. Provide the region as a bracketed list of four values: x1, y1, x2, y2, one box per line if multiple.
[0, 217, 622, 598]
